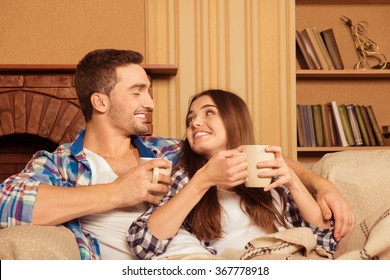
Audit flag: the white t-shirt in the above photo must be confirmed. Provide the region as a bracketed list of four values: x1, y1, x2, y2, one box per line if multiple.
[209, 188, 286, 255]
[81, 149, 147, 260]
[154, 228, 212, 259]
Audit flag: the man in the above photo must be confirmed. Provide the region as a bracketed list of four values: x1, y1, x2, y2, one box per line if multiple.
[0, 49, 353, 260]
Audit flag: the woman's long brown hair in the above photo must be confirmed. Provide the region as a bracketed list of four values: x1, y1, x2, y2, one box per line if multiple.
[180, 89, 289, 241]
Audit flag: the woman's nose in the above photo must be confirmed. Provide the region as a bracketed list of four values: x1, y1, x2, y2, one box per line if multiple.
[192, 115, 203, 127]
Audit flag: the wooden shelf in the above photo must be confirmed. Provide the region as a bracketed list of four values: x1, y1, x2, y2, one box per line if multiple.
[297, 70, 390, 78]
[298, 146, 390, 152]
[297, 0, 389, 4]
[0, 64, 178, 77]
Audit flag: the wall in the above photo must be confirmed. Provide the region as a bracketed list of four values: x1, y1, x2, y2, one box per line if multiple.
[146, 0, 295, 158]
[0, 0, 145, 64]
[0, 0, 296, 159]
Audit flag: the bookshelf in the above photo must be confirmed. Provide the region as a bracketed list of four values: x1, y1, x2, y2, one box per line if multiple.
[295, 0, 390, 163]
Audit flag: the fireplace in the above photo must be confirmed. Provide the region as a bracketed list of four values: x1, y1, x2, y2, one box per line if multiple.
[0, 64, 177, 182]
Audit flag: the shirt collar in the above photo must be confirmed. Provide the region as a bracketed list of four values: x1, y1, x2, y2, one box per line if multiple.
[70, 129, 157, 159]
[132, 135, 157, 158]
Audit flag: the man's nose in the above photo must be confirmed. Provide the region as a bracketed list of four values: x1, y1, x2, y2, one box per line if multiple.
[143, 92, 155, 109]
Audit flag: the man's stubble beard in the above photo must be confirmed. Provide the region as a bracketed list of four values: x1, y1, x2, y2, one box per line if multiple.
[108, 104, 149, 135]
[129, 118, 149, 134]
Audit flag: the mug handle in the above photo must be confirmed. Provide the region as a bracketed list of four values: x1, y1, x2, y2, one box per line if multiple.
[152, 167, 160, 183]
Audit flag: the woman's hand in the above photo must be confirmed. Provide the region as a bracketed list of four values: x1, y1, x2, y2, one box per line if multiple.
[254, 145, 295, 191]
[198, 147, 248, 190]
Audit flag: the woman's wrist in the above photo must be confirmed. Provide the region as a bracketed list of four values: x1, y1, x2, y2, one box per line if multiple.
[191, 167, 214, 194]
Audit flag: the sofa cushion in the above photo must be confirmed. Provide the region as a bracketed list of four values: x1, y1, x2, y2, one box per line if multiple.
[311, 149, 390, 223]
[0, 225, 80, 260]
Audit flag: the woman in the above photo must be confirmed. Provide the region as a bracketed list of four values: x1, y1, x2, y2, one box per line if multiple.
[128, 89, 336, 259]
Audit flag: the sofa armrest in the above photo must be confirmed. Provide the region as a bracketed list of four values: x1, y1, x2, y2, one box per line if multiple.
[0, 225, 80, 260]
[311, 150, 390, 223]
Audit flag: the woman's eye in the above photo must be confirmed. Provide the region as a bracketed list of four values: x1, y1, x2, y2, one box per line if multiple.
[205, 109, 215, 116]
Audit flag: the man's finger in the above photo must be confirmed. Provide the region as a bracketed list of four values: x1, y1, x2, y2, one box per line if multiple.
[319, 198, 333, 221]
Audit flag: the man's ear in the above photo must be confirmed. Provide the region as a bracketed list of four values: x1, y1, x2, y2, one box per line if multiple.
[90, 93, 109, 113]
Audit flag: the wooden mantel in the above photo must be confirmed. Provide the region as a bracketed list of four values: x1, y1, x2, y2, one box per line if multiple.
[0, 64, 178, 78]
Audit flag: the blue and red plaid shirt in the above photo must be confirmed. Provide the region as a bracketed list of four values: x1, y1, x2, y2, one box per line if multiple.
[0, 129, 182, 260]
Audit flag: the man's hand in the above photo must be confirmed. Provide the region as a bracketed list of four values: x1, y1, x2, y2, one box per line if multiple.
[111, 158, 172, 207]
[283, 157, 355, 241]
[315, 184, 355, 241]
[32, 159, 172, 226]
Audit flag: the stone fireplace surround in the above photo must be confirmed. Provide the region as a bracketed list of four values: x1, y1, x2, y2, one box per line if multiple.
[0, 64, 177, 182]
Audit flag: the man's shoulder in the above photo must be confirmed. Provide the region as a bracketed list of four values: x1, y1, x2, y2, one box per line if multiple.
[33, 142, 73, 160]
[27, 142, 84, 176]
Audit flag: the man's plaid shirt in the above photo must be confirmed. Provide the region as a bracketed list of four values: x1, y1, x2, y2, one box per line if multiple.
[0, 129, 182, 260]
[128, 167, 337, 260]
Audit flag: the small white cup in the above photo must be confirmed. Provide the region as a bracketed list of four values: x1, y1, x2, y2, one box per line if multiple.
[138, 157, 172, 199]
[242, 145, 275, 188]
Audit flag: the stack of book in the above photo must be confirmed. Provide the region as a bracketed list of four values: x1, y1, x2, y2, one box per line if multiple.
[296, 27, 344, 70]
[297, 102, 385, 147]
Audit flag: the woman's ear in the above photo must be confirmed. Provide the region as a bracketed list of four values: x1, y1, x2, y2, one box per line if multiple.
[90, 92, 109, 113]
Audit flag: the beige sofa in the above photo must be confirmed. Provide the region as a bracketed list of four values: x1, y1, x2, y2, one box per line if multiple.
[1, 150, 389, 260]
[311, 149, 390, 260]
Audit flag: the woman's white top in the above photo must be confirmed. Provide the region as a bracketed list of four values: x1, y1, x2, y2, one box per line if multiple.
[209, 188, 287, 255]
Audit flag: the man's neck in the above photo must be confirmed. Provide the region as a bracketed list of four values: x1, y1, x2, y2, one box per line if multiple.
[83, 122, 134, 159]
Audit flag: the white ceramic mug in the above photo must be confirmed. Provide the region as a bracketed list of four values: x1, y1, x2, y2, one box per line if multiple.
[138, 157, 172, 199]
[242, 145, 275, 188]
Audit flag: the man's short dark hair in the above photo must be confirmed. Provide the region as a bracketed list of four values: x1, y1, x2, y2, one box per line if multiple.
[74, 49, 144, 122]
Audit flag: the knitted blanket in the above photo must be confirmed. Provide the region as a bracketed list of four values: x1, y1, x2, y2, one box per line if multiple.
[334, 204, 390, 260]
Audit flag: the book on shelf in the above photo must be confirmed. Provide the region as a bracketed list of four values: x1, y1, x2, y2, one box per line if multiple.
[306, 105, 316, 147]
[354, 105, 371, 146]
[296, 105, 306, 147]
[313, 27, 335, 70]
[299, 29, 322, 70]
[320, 103, 333, 146]
[296, 31, 313, 70]
[327, 104, 339, 146]
[338, 104, 356, 146]
[312, 104, 325, 147]
[361, 105, 377, 146]
[302, 27, 329, 70]
[346, 104, 363, 146]
[383, 125, 390, 138]
[330, 101, 348, 147]
[320, 28, 344, 70]
[297, 103, 386, 148]
[366, 105, 385, 146]
[301, 105, 312, 147]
